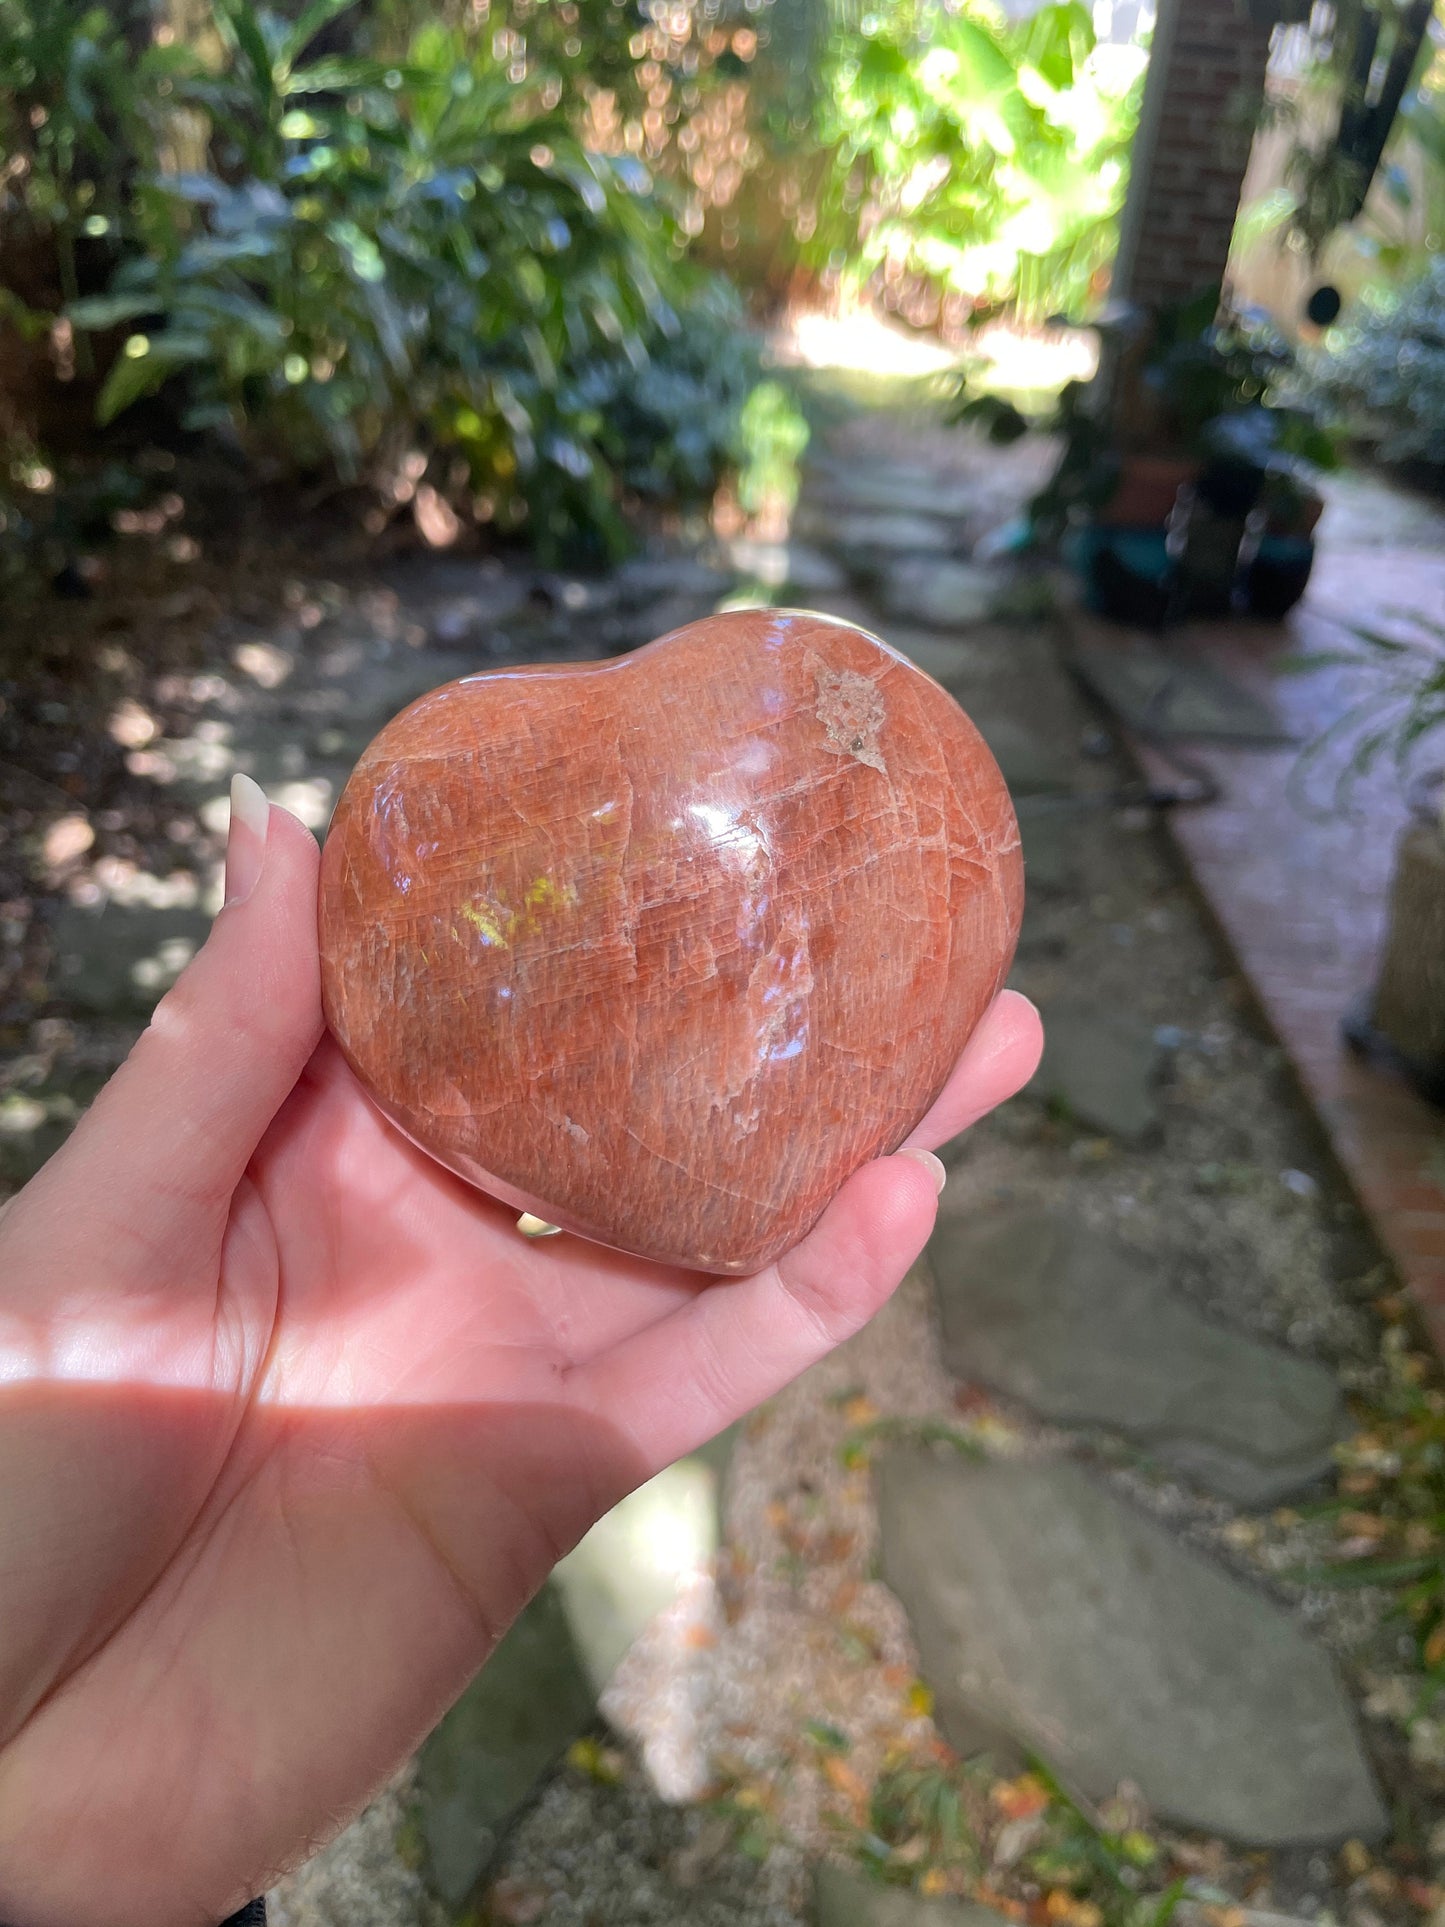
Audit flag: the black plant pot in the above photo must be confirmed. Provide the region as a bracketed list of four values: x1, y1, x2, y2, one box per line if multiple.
[1178, 499, 1246, 618]
[1244, 534, 1315, 619]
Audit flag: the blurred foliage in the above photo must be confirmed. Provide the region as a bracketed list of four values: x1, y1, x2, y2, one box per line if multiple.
[0, 0, 1152, 568]
[832, 1739, 1181, 1927]
[1305, 253, 1445, 472]
[1268, 0, 1438, 260]
[1288, 1289, 1445, 1763]
[0, 2, 191, 340]
[1030, 290, 1337, 543]
[733, 377, 809, 524]
[0, 0, 776, 561]
[1287, 604, 1445, 821]
[795, 0, 1146, 329]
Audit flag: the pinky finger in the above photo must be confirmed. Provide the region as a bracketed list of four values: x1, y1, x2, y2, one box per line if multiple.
[572, 1150, 942, 1478]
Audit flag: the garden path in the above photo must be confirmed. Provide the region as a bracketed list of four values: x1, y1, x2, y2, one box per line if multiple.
[3, 406, 1440, 1927]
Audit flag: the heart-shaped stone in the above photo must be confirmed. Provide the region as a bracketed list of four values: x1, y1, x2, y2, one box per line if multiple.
[318, 608, 1021, 1273]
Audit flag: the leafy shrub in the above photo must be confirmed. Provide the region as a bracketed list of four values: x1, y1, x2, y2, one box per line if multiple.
[63, 6, 731, 557]
[577, 277, 767, 509]
[800, 0, 1145, 326]
[0, 2, 190, 339]
[1307, 256, 1445, 471]
[2, 0, 773, 561]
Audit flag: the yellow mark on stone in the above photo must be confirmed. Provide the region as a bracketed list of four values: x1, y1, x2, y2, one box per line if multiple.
[460, 876, 579, 949]
[460, 899, 515, 947]
[523, 874, 578, 914]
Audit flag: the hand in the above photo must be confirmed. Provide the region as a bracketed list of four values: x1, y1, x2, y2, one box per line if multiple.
[0, 777, 1041, 1927]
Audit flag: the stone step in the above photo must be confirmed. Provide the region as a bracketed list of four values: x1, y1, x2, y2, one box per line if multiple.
[928, 1209, 1344, 1504]
[876, 1450, 1386, 1847]
[814, 1860, 1015, 1927]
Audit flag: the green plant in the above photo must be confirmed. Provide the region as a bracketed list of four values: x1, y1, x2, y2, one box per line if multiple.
[1019, 1763, 1182, 1927]
[859, 1758, 982, 1886]
[1306, 253, 1445, 471]
[801, 0, 1145, 327]
[61, 2, 749, 558]
[1029, 291, 1337, 541]
[0, 0, 197, 359]
[1286, 1297, 1445, 1749]
[1286, 608, 1445, 826]
[735, 377, 810, 527]
[576, 277, 770, 510]
[0, 0, 782, 562]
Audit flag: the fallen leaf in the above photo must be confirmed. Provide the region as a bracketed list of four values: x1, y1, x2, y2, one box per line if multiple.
[565, 1736, 624, 1784]
[1341, 1839, 1372, 1878]
[821, 1753, 869, 1812]
[1340, 1471, 1379, 1497]
[829, 1580, 860, 1617]
[993, 1815, 1046, 1870]
[1337, 1512, 1388, 1541]
[992, 1774, 1050, 1820]
[975, 1884, 1029, 1921]
[805, 1720, 851, 1754]
[1044, 1889, 1102, 1927]
[907, 1680, 935, 1719]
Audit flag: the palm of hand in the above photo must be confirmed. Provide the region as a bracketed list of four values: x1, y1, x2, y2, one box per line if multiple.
[0, 804, 1039, 1927]
[0, 1043, 733, 1914]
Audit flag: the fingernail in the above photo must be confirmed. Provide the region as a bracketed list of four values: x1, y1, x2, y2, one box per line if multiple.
[225, 773, 270, 906]
[898, 1147, 947, 1193]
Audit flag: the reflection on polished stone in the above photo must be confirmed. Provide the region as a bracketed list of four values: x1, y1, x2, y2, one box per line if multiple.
[318, 608, 1022, 1273]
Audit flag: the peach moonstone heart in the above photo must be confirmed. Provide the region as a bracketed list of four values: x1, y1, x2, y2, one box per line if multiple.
[318, 608, 1022, 1273]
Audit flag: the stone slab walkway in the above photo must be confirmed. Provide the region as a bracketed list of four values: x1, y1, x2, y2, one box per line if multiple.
[7, 403, 1439, 1925]
[877, 1449, 1385, 1844]
[930, 1209, 1344, 1504]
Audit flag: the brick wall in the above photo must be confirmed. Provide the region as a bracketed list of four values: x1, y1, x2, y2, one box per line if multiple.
[1114, 0, 1276, 313]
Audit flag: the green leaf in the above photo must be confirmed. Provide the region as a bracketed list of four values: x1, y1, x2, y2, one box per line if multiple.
[66, 292, 157, 331]
[213, 0, 275, 105]
[1284, 1556, 1436, 1588]
[282, 0, 361, 72]
[96, 331, 209, 424]
[806, 1721, 852, 1753]
[283, 57, 393, 96]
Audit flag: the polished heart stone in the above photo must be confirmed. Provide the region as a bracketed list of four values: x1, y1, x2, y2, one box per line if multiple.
[318, 608, 1022, 1273]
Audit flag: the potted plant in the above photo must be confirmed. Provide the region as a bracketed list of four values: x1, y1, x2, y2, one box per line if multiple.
[1244, 466, 1327, 619]
[1292, 613, 1445, 1105]
[1028, 291, 1336, 622]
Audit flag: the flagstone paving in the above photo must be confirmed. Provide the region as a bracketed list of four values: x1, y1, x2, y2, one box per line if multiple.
[9, 408, 1435, 1922]
[929, 1209, 1345, 1505]
[1027, 1001, 1164, 1143]
[875, 1451, 1387, 1846]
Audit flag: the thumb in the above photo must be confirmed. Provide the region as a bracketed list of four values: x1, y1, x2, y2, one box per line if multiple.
[32, 776, 323, 1265]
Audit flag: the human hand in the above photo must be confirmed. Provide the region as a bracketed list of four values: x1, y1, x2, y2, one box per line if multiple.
[0, 777, 1041, 1927]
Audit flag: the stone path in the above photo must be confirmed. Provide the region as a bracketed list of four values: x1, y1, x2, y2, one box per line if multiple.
[929, 1211, 1345, 1505]
[6, 403, 1430, 1923]
[877, 1450, 1384, 1844]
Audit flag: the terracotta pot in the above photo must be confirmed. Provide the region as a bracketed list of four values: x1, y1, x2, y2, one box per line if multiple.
[1096, 454, 1197, 530]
